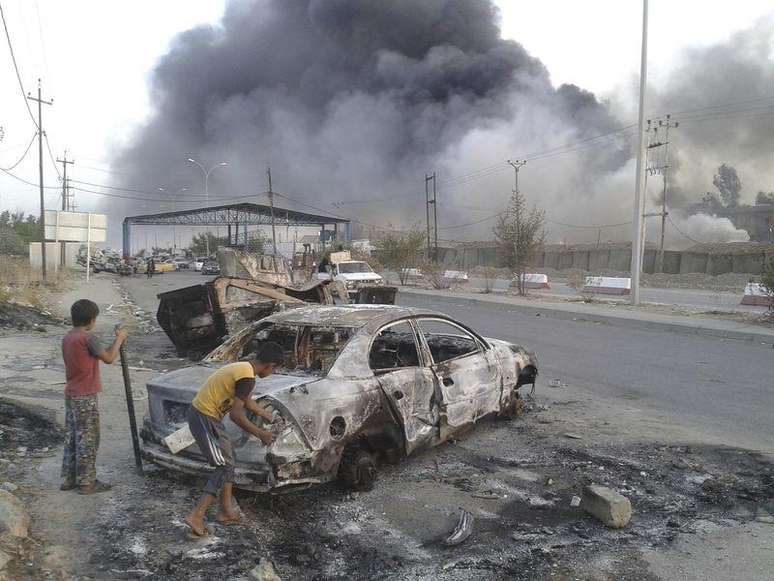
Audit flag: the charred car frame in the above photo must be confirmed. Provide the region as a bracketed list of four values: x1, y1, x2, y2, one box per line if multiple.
[140, 305, 538, 492]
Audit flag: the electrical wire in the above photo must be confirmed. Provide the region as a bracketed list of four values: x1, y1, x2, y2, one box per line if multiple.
[666, 214, 707, 245]
[0, 2, 38, 128]
[0, 132, 36, 171]
[0, 166, 59, 188]
[43, 132, 61, 179]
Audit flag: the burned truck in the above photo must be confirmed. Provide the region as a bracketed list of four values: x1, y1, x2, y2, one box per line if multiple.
[156, 276, 347, 357]
[141, 305, 538, 492]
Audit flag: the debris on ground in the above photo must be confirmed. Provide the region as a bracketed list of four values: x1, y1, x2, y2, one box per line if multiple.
[0, 489, 29, 538]
[444, 510, 474, 546]
[582, 484, 632, 529]
[248, 557, 282, 581]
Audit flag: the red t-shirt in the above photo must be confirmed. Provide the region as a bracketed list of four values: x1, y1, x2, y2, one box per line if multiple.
[62, 329, 104, 396]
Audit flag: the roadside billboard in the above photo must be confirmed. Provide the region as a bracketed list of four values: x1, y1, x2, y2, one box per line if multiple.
[44, 210, 107, 242]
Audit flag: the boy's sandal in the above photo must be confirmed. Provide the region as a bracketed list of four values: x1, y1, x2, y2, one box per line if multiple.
[60, 481, 77, 491]
[78, 480, 113, 495]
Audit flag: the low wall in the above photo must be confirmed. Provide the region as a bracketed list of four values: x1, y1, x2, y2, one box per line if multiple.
[439, 244, 774, 276]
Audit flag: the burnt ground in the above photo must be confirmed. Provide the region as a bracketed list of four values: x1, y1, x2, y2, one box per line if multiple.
[0, 301, 63, 332]
[2, 274, 773, 580]
[78, 407, 774, 581]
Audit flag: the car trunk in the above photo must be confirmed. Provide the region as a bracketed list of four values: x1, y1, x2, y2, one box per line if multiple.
[144, 366, 320, 463]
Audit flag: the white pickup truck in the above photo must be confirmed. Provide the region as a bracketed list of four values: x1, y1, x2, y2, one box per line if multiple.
[316, 252, 385, 298]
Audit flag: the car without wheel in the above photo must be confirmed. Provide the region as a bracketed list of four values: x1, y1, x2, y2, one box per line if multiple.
[140, 305, 538, 492]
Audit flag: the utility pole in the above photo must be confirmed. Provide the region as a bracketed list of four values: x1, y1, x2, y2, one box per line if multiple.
[57, 152, 74, 211]
[646, 115, 678, 273]
[629, 0, 649, 306]
[56, 152, 74, 268]
[507, 159, 527, 194]
[28, 80, 53, 281]
[425, 173, 438, 262]
[266, 166, 277, 255]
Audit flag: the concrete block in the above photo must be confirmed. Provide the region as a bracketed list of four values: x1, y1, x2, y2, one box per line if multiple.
[0, 489, 29, 538]
[582, 485, 632, 529]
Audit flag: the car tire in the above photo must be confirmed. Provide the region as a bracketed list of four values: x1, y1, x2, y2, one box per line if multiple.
[338, 446, 377, 491]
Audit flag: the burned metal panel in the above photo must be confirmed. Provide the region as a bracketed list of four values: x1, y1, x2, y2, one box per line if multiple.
[217, 248, 292, 285]
[355, 285, 398, 305]
[156, 284, 226, 353]
[376, 367, 438, 455]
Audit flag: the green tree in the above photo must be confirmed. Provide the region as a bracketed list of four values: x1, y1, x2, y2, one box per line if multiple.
[0, 227, 26, 255]
[189, 232, 229, 256]
[372, 228, 425, 285]
[494, 190, 546, 296]
[713, 164, 742, 208]
[755, 191, 774, 205]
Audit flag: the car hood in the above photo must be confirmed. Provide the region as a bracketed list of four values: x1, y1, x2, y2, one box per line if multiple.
[147, 365, 321, 402]
[338, 272, 382, 281]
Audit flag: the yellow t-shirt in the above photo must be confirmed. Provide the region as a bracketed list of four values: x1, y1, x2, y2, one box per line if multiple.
[192, 362, 255, 421]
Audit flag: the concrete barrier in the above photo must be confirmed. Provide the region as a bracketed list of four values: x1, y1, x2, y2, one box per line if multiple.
[583, 276, 631, 296]
[741, 283, 772, 307]
[512, 273, 551, 290]
[443, 270, 469, 282]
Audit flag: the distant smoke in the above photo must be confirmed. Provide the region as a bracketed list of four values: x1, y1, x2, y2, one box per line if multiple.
[112, 3, 774, 248]
[652, 17, 774, 209]
[667, 212, 750, 248]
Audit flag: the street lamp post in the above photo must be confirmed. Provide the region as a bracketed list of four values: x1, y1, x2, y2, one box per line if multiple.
[187, 158, 228, 256]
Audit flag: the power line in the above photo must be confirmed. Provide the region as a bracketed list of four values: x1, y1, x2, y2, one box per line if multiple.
[0, 2, 38, 128]
[667, 214, 706, 245]
[0, 132, 36, 171]
[43, 132, 61, 179]
[0, 165, 58, 188]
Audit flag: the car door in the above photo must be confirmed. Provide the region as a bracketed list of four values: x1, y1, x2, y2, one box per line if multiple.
[369, 320, 439, 455]
[415, 318, 500, 439]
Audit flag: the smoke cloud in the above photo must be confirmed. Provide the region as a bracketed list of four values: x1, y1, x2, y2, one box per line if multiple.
[112, 2, 773, 248]
[113, 0, 626, 242]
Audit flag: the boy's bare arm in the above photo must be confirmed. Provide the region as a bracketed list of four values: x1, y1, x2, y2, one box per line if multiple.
[230, 397, 274, 445]
[96, 328, 128, 364]
[244, 397, 274, 421]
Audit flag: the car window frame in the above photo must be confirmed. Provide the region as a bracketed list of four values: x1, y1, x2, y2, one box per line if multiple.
[368, 318, 427, 374]
[414, 316, 489, 366]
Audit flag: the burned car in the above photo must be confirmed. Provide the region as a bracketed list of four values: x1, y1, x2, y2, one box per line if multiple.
[140, 305, 538, 492]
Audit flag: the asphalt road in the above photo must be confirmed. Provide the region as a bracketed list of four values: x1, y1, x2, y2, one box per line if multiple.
[124, 271, 774, 451]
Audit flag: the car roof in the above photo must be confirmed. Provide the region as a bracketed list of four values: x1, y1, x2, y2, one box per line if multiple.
[262, 304, 444, 328]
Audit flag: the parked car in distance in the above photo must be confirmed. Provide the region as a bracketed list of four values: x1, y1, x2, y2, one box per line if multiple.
[172, 258, 191, 270]
[140, 305, 538, 492]
[192, 257, 206, 272]
[201, 260, 221, 275]
[155, 260, 176, 274]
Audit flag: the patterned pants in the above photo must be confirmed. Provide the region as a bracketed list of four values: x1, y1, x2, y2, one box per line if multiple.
[61, 394, 100, 486]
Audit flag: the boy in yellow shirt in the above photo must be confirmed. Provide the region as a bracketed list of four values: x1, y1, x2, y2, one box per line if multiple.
[185, 342, 284, 536]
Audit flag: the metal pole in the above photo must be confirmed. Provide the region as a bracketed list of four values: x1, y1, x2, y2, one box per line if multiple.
[433, 174, 438, 262]
[117, 332, 143, 473]
[86, 213, 91, 282]
[629, 0, 649, 306]
[425, 174, 432, 259]
[204, 171, 210, 256]
[267, 166, 277, 255]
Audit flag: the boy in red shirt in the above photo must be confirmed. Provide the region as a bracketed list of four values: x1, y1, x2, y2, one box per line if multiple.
[60, 299, 127, 494]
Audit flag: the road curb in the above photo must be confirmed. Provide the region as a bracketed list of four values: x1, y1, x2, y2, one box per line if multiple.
[397, 288, 774, 346]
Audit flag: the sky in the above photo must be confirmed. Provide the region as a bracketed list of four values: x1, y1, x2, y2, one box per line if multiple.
[1, 0, 772, 243]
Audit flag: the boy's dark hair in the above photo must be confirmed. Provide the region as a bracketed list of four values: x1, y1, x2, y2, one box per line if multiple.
[71, 299, 100, 327]
[255, 341, 284, 366]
